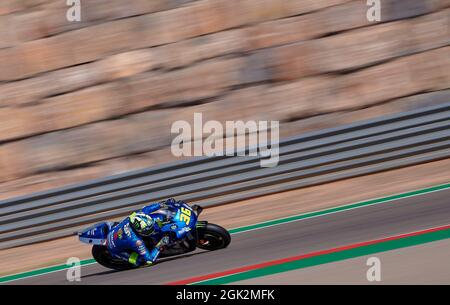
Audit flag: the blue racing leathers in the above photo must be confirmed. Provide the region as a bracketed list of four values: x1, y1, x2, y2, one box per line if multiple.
[106, 201, 190, 267]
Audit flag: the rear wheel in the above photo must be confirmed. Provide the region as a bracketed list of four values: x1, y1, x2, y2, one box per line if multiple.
[92, 245, 136, 271]
[196, 223, 231, 251]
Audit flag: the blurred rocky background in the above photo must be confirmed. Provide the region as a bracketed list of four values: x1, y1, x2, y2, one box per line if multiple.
[0, 0, 448, 199]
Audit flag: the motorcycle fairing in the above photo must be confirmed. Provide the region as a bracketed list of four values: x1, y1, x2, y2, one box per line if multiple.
[78, 222, 115, 245]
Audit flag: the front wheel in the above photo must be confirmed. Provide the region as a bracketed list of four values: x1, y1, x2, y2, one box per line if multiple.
[196, 223, 231, 251]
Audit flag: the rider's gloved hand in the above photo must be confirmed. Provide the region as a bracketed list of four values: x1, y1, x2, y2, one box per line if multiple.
[160, 235, 170, 246]
[155, 235, 170, 251]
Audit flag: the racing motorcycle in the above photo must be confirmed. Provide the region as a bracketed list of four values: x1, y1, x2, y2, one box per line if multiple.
[78, 204, 231, 270]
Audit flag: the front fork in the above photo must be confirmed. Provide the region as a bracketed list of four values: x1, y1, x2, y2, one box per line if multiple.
[164, 221, 207, 255]
[195, 221, 209, 246]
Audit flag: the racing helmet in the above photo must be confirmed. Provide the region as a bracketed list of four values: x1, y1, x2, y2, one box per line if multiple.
[129, 212, 155, 236]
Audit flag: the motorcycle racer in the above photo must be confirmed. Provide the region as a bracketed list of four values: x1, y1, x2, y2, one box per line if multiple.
[106, 198, 191, 267]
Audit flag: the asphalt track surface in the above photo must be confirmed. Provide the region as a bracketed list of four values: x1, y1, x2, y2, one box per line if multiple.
[11, 188, 450, 285]
[233, 238, 450, 284]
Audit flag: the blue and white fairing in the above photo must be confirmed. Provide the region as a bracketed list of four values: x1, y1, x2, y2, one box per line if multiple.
[78, 222, 115, 245]
[168, 202, 198, 238]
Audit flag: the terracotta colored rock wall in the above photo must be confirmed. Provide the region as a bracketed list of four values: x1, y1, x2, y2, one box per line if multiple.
[0, 0, 448, 199]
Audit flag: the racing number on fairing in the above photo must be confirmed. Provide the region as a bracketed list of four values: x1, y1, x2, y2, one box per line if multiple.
[179, 207, 192, 225]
